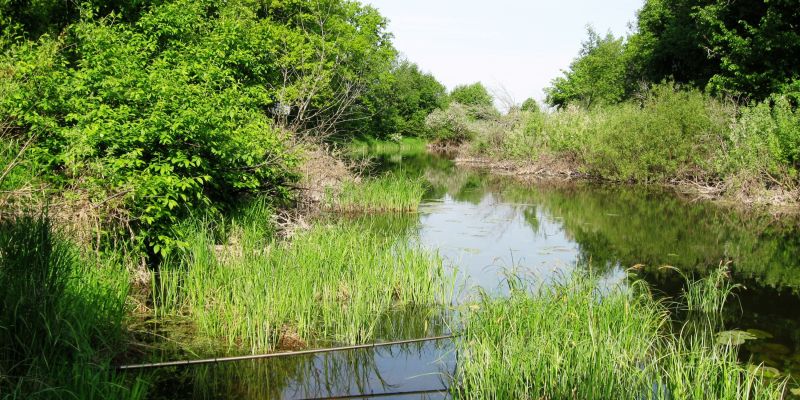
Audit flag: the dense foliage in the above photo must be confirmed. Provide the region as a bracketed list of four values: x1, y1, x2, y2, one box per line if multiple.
[546, 28, 626, 108]
[362, 59, 448, 139]
[0, 0, 445, 252]
[549, 0, 800, 105]
[449, 82, 493, 108]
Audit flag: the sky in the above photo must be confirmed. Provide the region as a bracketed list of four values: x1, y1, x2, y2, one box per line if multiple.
[364, 0, 643, 106]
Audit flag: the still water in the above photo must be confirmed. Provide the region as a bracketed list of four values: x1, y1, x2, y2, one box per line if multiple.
[152, 150, 800, 399]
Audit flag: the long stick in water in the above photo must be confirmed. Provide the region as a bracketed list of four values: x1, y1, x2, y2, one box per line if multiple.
[116, 334, 456, 371]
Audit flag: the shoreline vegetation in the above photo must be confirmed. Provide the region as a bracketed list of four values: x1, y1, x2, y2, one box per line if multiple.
[2, 0, 799, 398]
[431, 85, 800, 210]
[454, 269, 788, 399]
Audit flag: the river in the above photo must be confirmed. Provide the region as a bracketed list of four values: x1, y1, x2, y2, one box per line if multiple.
[150, 149, 800, 399]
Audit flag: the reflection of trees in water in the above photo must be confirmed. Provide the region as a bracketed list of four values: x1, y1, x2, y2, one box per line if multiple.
[416, 155, 800, 292]
[148, 306, 452, 399]
[522, 185, 800, 292]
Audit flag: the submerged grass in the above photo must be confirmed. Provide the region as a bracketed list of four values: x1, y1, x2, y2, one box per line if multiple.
[454, 270, 786, 399]
[152, 201, 453, 354]
[326, 173, 428, 212]
[0, 215, 147, 399]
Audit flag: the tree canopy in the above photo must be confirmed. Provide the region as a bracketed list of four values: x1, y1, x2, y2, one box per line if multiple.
[546, 0, 800, 107]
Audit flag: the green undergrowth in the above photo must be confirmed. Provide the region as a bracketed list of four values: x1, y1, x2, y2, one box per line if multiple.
[326, 173, 428, 212]
[469, 84, 799, 194]
[0, 215, 147, 399]
[453, 269, 787, 399]
[151, 201, 453, 354]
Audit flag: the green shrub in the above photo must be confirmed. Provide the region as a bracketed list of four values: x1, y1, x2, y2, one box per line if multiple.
[477, 83, 737, 183]
[580, 84, 731, 182]
[425, 103, 475, 144]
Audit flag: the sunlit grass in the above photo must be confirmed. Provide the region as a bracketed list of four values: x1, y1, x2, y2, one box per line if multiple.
[326, 173, 428, 212]
[453, 270, 786, 399]
[347, 137, 427, 157]
[151, 202, 454, 354]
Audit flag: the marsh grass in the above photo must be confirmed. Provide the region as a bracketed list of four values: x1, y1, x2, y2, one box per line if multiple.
[0, 215, 147, 399]
[151, 202, 454, 354]
[348, 137, 427, 157]
[453, 270, 786, 399]
[326, 173, 428, 212]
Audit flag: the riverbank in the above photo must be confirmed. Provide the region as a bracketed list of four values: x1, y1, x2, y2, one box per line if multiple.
[454, 152, 800, 213]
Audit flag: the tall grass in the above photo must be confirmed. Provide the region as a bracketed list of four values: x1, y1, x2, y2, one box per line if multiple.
[326, 173, 428, 212]
[453, 270, 786, 399]
[469, 83, 800, 193]
[151, 202, 453, 354]
[0, 215, 147, 399]
[348, 137, 428, 157]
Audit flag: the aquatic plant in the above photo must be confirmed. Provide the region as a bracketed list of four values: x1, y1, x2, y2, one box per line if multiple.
[453, 270, 786, 399]
[326, 173, 428, 213]
[151, 201, 453, 354]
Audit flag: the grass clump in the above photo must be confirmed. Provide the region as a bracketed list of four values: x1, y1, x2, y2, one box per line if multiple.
[0, 215, 147, 399]
[453, 270, 786, 399]
[327, 173, 428, 212]
[348, 137, 428, 157]
[152, 202, 452, 353]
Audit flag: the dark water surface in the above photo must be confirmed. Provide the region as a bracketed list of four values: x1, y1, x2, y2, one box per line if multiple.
[151, 150, 800, 398]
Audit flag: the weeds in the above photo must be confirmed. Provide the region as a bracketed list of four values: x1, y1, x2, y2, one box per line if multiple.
[453, 268, 786, 399]
[0, 215, 146, 399]
[151, 202, 453, 354]
[326, 173, 428, 212]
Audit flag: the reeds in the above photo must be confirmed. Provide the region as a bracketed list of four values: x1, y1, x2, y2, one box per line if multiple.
[347, 137, 427, 157]
[152, 202, 454, 354]
[0, 215, 147, 399]
[326, 173, 428, 212]
[453, 270, 786, 399]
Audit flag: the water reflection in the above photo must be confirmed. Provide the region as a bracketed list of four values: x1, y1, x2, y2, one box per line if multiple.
[368, 150, 800, 381]
[149, 340, 453, 399]
[150, 150, 800, 398]
[149, 307, 453, 399]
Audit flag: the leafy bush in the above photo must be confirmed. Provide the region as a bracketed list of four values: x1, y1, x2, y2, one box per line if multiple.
[449, 82, 495, 111]
[425, 103, 475, 144]
[579, 84, 731, 182]
[476, 84, 737, 183]
[719, 96, 800, 181]
[0, 0, 400, 253]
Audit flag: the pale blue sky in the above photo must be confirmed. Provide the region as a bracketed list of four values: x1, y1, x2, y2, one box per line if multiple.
[365, 0, 643, 105]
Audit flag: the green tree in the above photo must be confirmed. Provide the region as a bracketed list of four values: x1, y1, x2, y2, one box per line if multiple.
[358, 59, 447, 138]
[0, 0, 402, 253]
[545, 28, 626, 108]
[450, 82, 494, 108]
[521, 98, 540, 113]
[625, 0, 719, 90]
[694, 1, 800, 100]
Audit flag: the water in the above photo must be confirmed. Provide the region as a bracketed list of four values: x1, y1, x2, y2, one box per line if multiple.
[150, 150, 800, 398]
